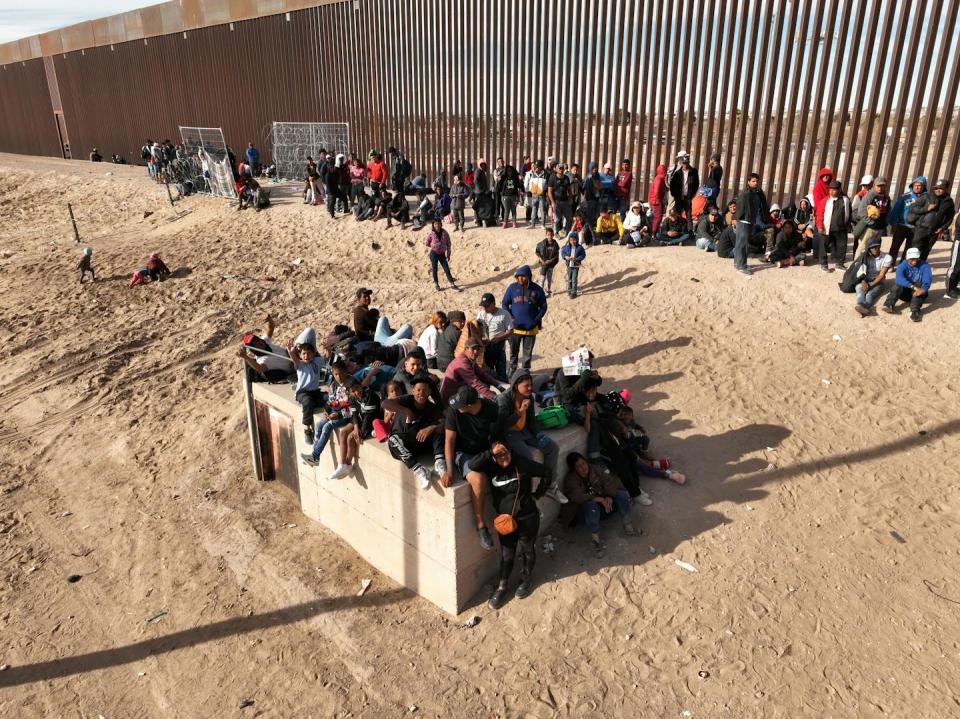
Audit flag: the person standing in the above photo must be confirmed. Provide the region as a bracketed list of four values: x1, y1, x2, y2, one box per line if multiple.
[524, 160, 549, 229]
[947, 213, 960, 300]
[888, 176, 927, 263]
[547, 163, 574, 235]
[851, 174, 874, 219]
[568, 163, 584, 216]
[882, 247, 932, 322]
[497, 164, 522, 228]
[245, 142, 261, 175]
[492, 157, 506, 222]
[907, 178, 955, 263]
[613, 159, 633, 218]
[535, 227, 561, 297]
[706, 151, 723, 190]
[424, 219, 459, 292]
[668, 151, 699, 217]
[477, 293, 513, 381]
[812, 167, 834, 251]
[366, 151, 388, 194]
[858, 176, 892, 255]
[648, 163, 668, 233]
[474, 158, 492, 226]
[580, 163, 603, 244]
[449, 175, 470, 232]
[561, 231, 586, 298]
[821, 180, 851, 271]
[502, 265, 548, 375]
[733, 173, 770, 276]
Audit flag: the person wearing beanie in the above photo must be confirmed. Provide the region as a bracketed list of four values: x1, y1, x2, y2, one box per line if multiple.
[907, 178, 956, 263]
[882, 247, 932, 322]
[561, 452, 639, 559]
[496, 369, 566, 504]
[78, 246, 95, 283]
[502, 265, 548, 375]
[821, 180, 852, 271]
[888, 176, 928, 263]
[436, 309, 466, 371]
[853, 237, 893, 316]
[561, 232, 587, 298]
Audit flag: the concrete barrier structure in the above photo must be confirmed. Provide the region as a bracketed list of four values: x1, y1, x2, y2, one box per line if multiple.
[247, 379, 586, 615]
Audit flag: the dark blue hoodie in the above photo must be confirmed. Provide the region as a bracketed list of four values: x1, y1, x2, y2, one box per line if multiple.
[502, 265, 548, 332]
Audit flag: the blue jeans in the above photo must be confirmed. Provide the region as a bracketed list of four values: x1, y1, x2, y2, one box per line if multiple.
[567, 265, 580, 296]
[429, 251, 455, 284]
[695, 236, 716, 251]
[856, 282, 886, 308]
[734, 222, 751, 270]
[375, 316, 413, 345]
[529, 196, 547, 226]
[578, 490, 631, 534]
[311, 416, 350, 460]
[658, 232, 689, 246]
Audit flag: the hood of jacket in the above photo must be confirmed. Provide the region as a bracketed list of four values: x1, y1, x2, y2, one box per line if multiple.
[514, 264, 533, 279]
[655, 164, 667, 177]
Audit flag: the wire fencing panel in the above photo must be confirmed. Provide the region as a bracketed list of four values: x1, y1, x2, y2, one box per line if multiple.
[270, 122, 350, 181]
[178, 126, 236, 198]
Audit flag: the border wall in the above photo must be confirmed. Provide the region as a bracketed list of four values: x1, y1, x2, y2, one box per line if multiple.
[1, 0, 960, 203]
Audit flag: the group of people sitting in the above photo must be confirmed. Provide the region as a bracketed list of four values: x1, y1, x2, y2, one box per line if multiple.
[239, 284, 686, 608]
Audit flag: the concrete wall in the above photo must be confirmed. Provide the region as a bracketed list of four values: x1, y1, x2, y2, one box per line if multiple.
[250, 381, 586, 615]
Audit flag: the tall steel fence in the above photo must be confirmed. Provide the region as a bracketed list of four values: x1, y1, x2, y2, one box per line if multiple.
[1, 0, 959, 202]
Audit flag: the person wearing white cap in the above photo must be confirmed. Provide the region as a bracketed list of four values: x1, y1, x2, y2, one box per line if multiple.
[882, 247, 932, 322]
[851, 174, 874, 219]
[668, 151, 699, 217]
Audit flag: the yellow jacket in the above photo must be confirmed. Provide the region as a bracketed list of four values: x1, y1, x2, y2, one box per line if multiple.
[595, 213, 623, 235]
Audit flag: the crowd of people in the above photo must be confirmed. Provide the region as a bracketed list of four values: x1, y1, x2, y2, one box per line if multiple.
[240, 282, 686, 608]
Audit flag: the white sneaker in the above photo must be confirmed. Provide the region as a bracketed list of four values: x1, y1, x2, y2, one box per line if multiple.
[414, 466, 431, 490]
[636, 489, 654, 506]
[328, 463, 351, 480]
[545, 484, 569, 504]
[433, 458, 447, 476]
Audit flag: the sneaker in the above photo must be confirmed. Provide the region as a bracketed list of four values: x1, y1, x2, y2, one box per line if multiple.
[737, 268, 753, 276]
[488, 586, 508, 609]
[623, 520, 641, 537]
[433, 458, 447, 476]
[304, 427, 315, 444]
[434, 282, 441, 291]
[414, 466, 431, 490]
[910, 310, 922, 322]
[945, 291, 958, 300]
[881, 303, 895, 314]
[544, 484, 569, 504]
[854, 303, 869, 317]
[591, 538, 606, 558]
[300, 452, 319, 467]
[820, 264, 830, 272]
[478, 526, 494, 551]
[635, 489, 653, 506]
[514, 580, 532, 599]
[328, 463, 351, 480]
[836, 262, 846, 270]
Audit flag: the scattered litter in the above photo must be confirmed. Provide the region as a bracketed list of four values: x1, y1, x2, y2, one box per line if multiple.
[674, 559, 699, 573]
[541, 534, 556, 555]
[462, 615, 481, 628]
[689, 277, 700, 283]
[765, 446, 775, 452]
[291, 257, 303, 266]
[746, 506, 754, 511]
[202, 488, 217, 499]
[143, 211, 153, 219]
[918, 430, 928, 436]
[648, 546, 657, 554]
[698, 670, 710, 679]
[624, 633, 632, 640]
[642, 282, 654, 288]
[286, 523, 297, 528]
[510, 243, 519, 250]
[832, 334, 842, 342]
[146, 611, 168, 623]
[357, 579, 372, 596]
[0, 664, 8, 671]
[104, 172, 113, 176]
[408, 705, 418, 713]
[491, 265, 501, 272]
[923, 579, 960, 606]
[371, 242, 382, 250]
[239, 699, 255, 709]
[682, 711, 693, 717]
[70, 549, 93, 558]
[174, 291, 186, 300]
[889, 530, 906, 544]
[820, 378, 831, 385]
[67, 574, 82, 583]
[27, 565, 39, 573]
[137, 671, 146, 677]
[406, 239, 415, 247]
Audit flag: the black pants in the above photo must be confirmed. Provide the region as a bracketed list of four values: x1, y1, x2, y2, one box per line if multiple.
[498, 510, 539, 585]
[888, 225, 913, 263]
[594, 231, 619, 245]
[508, 334, 536, 374]
[483, 341, 508, 382]
[326, 186, 349, 218]
[947, 241, 960, 293]
[820, 230, 847, 266]
[387, 429, 443, 469]
[913, 230, 936, 263]
[884, 285, 927, 312]
[295, 388, 326, 427]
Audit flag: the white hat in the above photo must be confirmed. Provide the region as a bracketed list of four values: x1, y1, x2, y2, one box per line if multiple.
[295, 327, 317, 348]
[906, 247, 921, 260]
[860, 174, 873, 186]
[677, 150, 690, 159]
[603, 162, 613, 170]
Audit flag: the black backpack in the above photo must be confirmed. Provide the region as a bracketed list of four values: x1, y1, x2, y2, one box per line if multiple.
[838, 251, 868, 293]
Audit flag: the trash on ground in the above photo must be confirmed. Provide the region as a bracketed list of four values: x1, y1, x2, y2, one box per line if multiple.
[674, 559, 699, 573]
[820, 378, 831, 385]
[357, 578, 372, 596]
[832, 334, 842, 342]
[67, 574, 82, 583]
[291, 257, 303, 266]
[889, 530, 906, 544]
[240, 699, 254, 709]
[698, 670, 710, 679]
[463, 615, 481, 628]
[146, 611, 168, 623]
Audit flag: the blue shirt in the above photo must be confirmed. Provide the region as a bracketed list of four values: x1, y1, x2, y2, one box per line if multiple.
[894, 261, 933, 292]
[294, 357, 327, 393]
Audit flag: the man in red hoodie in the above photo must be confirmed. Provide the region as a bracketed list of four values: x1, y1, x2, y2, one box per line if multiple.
[366, 152, 388, 194]
[613, 159, 633, 218]
[812, 167, 834, 232]
[648, 164, 668, 234]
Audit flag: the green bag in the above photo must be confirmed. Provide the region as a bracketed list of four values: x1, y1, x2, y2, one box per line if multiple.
[536, 406, 569, 430]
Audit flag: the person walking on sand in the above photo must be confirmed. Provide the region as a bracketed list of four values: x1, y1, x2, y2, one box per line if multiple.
[502, 265, 548, 375]
[424, 219, 459, 292]
[733, 173, 770, 276]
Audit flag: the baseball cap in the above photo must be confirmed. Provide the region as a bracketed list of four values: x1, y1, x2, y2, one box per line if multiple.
[710, 152, 721, 161]
[873, 176, 888, 186]
[906, 247, 921, 260]
[828, 180, 842, 189]
[866, 237, 882, 249]
[355, 287, 373, 298]
[676, 150, 689, 159]
[934, 178, 950, 189]
[447, 310, 466, 323]
[479, 292, 495, 306]
[860, 174, 873, 185]
[242, 333, 258, 346]
[449, 386, 479, 409]
[603, 162, 613, 170]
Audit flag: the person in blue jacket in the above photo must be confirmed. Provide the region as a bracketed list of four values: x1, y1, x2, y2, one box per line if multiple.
[245, 142, 261, 175]
[882, 247, 933, 322]
[561, 231, 587, 298]
[888, 176, 926, 262]
[502, 265, 548, 376]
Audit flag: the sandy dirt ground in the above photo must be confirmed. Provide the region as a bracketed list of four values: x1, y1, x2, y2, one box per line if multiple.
[0, 153, 959, 718]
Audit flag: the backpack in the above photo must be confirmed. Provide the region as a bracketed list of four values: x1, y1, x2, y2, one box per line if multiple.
[141, 145, 151, 161]
[535, 406, 568, 430]
[839, 251, 868, 293]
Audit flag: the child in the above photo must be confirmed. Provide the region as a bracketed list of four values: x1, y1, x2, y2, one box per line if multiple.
[287, 328, 328, 443]
[78, 247, 95, 283]
[561, 231, 586, 299]
[300, 360, 354, 473]
[147, 252, 171, 281]
[332, 378, 384, 479]
[449, 175, 470, 232]
[616, 404, 686, 487]
[129, 267, 150, 287]
[372, 381, 404, 441]
[535, 228, 561, 297]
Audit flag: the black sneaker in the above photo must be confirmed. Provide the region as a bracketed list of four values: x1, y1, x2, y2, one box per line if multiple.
[591, 538, 606, 558]
[854, 304, 869, 317]
[945, 291, 958, 300]
[910, 310, 922, 322]
[304, 427, 315, 443]
[820, 264, 830, 272]
[514, 580, 533, 599]
[478, 526, 494, 551]
[881, 303, 895, 314]
[836, 262, 846, 270]
[488, 586, 508, 609]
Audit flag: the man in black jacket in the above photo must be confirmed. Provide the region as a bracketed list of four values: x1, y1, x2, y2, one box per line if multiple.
[733, 173, 771, 275]
[669, 151, 700, 217]
[908, 178, 956, 263]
